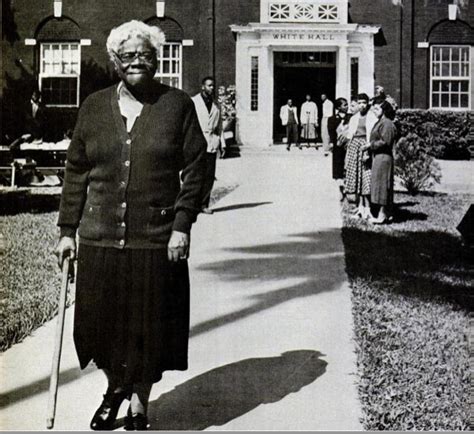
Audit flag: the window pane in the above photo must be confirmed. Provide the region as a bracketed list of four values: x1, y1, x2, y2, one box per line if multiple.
[163, 45, 170, 58]
[441, 81, 449, 92]
[432, 64, 440, 76]
[162, 60, 170, 74]
[172, 45, 179, 57]
[451, 63, 459, 76]
[432, 94, 440, 107]
[460, 81, 468, 92]
[441, 48, 450, 61]
[432, 81, 441, 91]
[433, 47, 441, 61]
[41, 77, 78, 105]
[451, 81, 459, 92]
[461, 63, 469, 77]
[451, 94, 459, 107]
[461, 47, 469, 61]
[451, 48, 460, 61]
[460, 94, 469, 107]
[441, 63, 449, 76]
[441, 93, 449, 107]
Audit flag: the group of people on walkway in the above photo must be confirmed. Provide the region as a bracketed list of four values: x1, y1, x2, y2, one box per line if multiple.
[279, 93, 334, 154]
[328, 90, 398, 224]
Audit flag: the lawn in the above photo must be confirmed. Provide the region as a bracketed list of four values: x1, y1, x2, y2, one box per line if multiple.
[0, 183, 238, 352]
[342, 192, 472, 430]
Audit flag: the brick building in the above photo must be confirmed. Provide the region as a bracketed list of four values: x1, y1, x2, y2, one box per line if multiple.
[1, 0, 473, 145]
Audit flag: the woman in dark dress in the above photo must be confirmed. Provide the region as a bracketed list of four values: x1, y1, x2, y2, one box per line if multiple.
[55, 20, 207, 430]
[361, 101, 398, 223]
[328, 97, 351, 200]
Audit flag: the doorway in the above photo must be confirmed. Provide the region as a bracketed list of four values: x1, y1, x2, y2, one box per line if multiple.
[273, 51, 336, 142]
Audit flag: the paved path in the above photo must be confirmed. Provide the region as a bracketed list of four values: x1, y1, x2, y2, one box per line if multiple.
[0, 147, 362, 431]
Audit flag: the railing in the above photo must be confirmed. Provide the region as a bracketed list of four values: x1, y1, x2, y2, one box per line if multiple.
[262, 0, 348, 24]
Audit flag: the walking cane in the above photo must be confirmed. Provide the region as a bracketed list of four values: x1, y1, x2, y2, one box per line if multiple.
[46, 256, 71, 430]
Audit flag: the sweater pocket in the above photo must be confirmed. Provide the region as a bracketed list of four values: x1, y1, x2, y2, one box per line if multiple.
[78, 204, 103, 241]
[147, 206, 175, 242]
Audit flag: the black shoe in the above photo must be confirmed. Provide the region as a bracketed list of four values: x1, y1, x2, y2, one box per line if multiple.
[90, 388, 131, 431]
[124, 408, 149, 431]
[286, 146, 290, 151]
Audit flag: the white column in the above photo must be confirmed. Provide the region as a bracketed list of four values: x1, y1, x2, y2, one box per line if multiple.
[336, 44, 349, 100]
[260, 46, 274, 145]
[358, 35, 375, 96]
[234, 36, 248, 145]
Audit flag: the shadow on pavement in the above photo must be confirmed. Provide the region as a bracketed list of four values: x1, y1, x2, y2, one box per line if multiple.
[144, 350, 327, 430]
[191, 230, 345, 338]
[212, 202, 272, 213]
[0, 364, 96, 409]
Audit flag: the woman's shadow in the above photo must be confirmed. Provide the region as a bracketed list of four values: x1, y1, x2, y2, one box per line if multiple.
[144, 350, 327, 430]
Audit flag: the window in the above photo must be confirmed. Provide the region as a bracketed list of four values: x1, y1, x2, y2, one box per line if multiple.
[430, 46, 470, 110]
[250, 56, 259, 111]
[40, 42, 80, 107]
[155, 43, 182, 88]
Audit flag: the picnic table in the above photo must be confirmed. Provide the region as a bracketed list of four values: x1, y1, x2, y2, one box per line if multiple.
[0, 139, 70, 187]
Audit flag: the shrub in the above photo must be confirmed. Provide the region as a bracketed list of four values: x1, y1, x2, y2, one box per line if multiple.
[395, 110, 470, 160]
[394, 133, 442, 195]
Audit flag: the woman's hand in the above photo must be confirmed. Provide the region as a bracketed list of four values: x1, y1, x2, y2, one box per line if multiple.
[167, 231, 190, 262]
[360, 143, 371, 152]
[55, 236, 76, 268]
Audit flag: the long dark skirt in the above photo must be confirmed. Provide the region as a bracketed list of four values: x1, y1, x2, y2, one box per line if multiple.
[371, 154, 394, 206]
[74, 244, 190, 384]
[332, 144, 346, 180]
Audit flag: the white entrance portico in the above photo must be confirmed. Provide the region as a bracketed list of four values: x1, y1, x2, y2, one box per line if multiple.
[230, 0, 380, 146]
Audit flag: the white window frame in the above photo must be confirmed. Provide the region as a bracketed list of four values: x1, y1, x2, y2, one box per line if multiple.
[39, 42, 81, 108]
[429, 44, 471, 111]
[155, 42, 182, 89]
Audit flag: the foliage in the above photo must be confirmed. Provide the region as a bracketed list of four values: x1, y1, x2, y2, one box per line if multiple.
[395, 109, 471, 160]
[217, 85, 236, 129]
[394, 133, 442, 195]
[343, 192, 472, 431]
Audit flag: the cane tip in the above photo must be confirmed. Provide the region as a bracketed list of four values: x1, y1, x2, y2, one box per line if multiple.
[46, 418, 54, 429]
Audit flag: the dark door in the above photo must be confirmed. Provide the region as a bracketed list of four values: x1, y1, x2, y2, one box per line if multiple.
[273, 52, 336, 142]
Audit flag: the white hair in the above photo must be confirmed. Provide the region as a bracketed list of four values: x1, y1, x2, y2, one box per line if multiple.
[106, 20, 166, 60]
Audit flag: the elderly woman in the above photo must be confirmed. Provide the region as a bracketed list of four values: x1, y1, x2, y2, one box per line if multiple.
[55, 20, 206, 430]
[344, 93, 378, 219]
[361, 101, 398, 223]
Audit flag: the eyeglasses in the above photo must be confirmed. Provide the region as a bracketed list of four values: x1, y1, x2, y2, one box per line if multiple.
[114, 51, 156, 64]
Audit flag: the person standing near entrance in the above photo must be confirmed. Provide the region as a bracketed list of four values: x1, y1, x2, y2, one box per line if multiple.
[321, 93, 334, 156]
[280, 98, 300, 151]
[192, 76, 222, 214]
[345, 93, 378, 219]
[300, 94, 318, 148]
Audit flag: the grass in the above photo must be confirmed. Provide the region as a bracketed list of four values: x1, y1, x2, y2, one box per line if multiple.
[342, 191, 472, 430]
[0, 182, 238, 352]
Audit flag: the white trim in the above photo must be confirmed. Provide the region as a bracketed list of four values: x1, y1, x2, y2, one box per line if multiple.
[417, 41, 429, 49]
[156, 1, 165, 17]
[182, 39, 194, 46]
[25, 39, 37, 46]
[448, 4, 458, 20]
[53, 0, 62, 18]
[80, 39, 92, 46]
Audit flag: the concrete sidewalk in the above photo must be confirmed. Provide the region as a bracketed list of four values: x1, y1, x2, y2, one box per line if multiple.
[0, 147, 362, 431]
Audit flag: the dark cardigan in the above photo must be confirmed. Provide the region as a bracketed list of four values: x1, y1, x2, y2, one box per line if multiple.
[58, 82, 207, 249]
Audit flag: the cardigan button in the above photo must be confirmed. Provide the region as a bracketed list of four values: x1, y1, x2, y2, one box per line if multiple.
[161, 210, 166, 216]
[124, 160, 130, 167]
[119, 239, 125, 246]
[126, 139, 131, 145]
[121, 202, 126, 208]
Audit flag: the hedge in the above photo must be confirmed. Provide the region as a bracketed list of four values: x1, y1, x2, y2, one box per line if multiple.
[395, 110, 471, 160]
